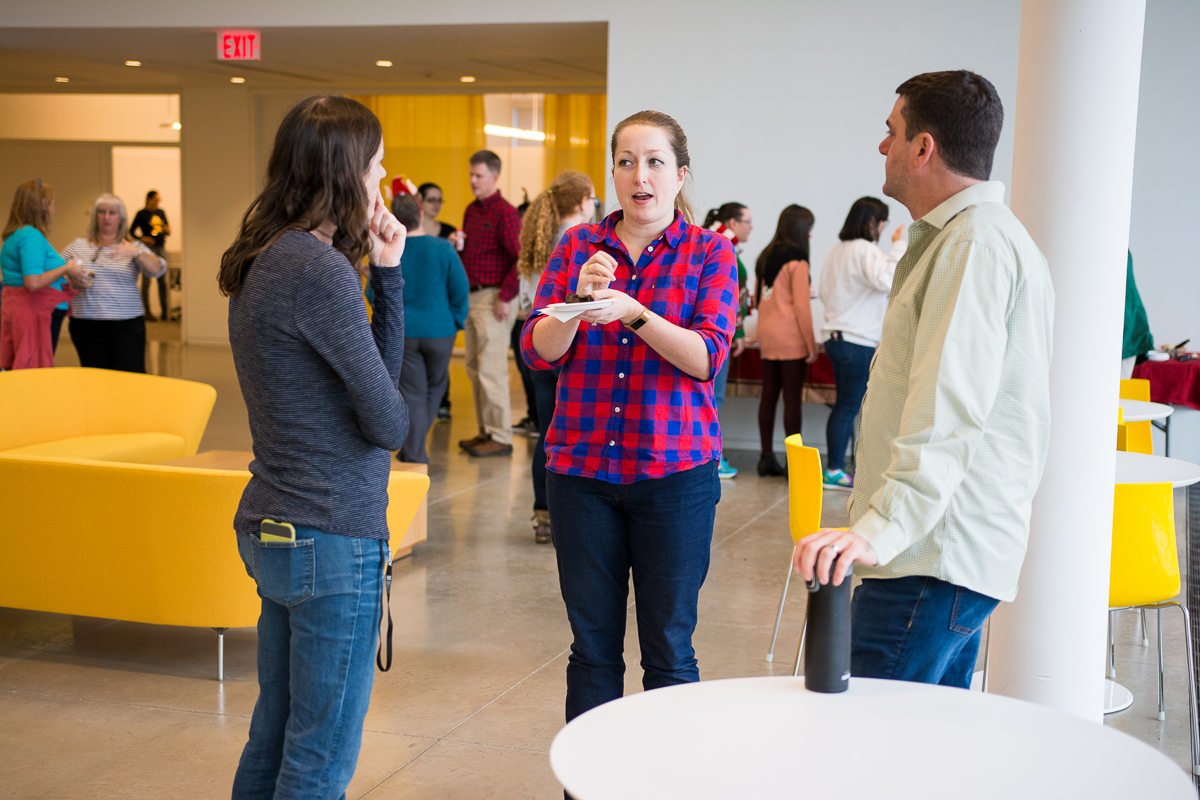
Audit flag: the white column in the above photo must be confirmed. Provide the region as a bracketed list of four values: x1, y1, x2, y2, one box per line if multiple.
[180, 86, 255, 345]
[988, 0, 1146, 721]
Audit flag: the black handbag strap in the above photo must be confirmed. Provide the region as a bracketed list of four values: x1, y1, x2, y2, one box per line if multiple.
[376, 543, 393, 672]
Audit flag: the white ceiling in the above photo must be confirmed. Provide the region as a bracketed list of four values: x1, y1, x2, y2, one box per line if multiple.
[0, 22, 607, 94]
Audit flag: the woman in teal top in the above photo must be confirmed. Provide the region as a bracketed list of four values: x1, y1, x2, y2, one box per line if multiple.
[389, 194, 469, 463]
[1, 180, 85, 353]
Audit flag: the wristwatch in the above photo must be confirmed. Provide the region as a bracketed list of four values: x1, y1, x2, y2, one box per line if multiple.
[625, 306, 651, 331]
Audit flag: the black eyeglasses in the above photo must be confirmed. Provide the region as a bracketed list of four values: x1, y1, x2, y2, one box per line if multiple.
[424, 197, 444, 205]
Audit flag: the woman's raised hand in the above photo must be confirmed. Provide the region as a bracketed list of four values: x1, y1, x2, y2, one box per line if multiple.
[576, 251, 617, 297]
[369, 195, 407, 267]
[112, 241, 140, 259]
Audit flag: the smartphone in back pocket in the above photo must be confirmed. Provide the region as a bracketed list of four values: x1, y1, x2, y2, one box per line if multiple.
[259, 519, 297, 543]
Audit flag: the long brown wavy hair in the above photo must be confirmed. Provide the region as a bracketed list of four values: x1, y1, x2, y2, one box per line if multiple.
[218, 96, 382, 297]
[609, 110, 695, 224]
[2, 180, 53, 240]
[517, 171, 593, 279]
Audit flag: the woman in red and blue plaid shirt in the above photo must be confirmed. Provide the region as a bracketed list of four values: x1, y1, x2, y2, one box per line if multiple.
[521, 110, 738, 724]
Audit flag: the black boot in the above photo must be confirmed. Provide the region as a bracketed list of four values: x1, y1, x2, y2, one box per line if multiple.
[757, 453, 787, 477]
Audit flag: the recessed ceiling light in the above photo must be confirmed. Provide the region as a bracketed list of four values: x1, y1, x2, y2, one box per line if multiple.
[460, 76, 476, 83]
[230, 77, 246, 84]
[171, 122, 182, 130]
[376, 60, 393, 67]
[55, 77, 69, 83]
[125, 60, 141, 67]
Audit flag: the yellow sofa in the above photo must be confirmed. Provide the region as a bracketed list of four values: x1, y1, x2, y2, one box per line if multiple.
[0, 368, 430, 678]
[0, 453, 429, 678]
[0, 367, 216, 463]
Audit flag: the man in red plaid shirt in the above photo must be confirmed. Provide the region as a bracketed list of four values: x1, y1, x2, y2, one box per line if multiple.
[457, 150, 523, 457]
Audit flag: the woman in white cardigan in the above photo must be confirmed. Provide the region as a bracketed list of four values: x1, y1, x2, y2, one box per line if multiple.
[817, 196, 906, 489]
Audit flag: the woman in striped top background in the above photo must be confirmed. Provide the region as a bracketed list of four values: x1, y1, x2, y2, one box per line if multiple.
[62, 194, 166, 373]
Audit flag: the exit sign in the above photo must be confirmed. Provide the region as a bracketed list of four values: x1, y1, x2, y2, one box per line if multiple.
[217, 30, 261, 61]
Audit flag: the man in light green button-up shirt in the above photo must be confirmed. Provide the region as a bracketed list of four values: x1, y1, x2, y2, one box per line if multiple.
[796, 70, 1054, 688]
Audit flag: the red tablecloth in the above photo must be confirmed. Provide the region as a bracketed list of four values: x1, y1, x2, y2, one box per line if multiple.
[726, 347, 837, 404]
[1133, 358, 1200, 411]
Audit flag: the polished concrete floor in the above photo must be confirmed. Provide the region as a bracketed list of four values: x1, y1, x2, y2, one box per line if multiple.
[1, 326, 1193, 796]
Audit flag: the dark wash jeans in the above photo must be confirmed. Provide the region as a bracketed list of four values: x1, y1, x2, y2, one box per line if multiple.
[530, 367, 559, 511]
[823, 336, 874, 471]
[851, 575, 1000, 688]
[234, 527, 385, 800]
[547, 460, 721, 723]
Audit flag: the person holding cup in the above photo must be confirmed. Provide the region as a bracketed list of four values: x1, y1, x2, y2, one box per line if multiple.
[522, 110, 738, 724]
[0, 179, 88, 368]
[61, 194, 166, 373]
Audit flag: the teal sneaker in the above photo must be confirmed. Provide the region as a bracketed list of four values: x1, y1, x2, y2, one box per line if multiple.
[823, 468, 853, 490]
[717, 457, 738, 479]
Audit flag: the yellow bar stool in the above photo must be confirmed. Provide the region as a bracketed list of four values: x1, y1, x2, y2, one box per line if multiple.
[1118, 379, 1155, 454]
[766, 434, 846, 675]
[1108, 481, 1200, 776]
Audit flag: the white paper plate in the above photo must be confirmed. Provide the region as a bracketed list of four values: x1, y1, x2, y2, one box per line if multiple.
[539, 299, 613, 322]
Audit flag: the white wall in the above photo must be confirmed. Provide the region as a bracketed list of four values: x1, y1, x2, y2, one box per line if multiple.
[1129, 0, 1200, 347]
[0, 94, 179, 143]
[180, 86, 254, 345]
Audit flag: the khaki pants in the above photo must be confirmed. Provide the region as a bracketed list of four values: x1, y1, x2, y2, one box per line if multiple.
[464, 287, 516, 445]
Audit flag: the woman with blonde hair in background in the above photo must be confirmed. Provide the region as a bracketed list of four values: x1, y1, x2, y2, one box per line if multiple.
[61, 194, 167, 373]
[0, 180, 87, 369]
[515, 169, 596, 543]
[754, 204, 817, 477]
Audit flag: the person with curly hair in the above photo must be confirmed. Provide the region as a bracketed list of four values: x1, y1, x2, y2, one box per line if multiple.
[514, 170, 597, 543]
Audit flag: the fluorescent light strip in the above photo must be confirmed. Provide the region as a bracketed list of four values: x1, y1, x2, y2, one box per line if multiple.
[484, 124, 545, 142]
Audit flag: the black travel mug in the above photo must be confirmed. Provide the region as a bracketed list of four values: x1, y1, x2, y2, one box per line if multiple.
[803, 554, 853, 693]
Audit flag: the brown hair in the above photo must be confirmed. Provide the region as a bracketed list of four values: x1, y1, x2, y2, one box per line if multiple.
[218, 95, 382, 297]
[896, 70, 1004, 181]
[2, 180, 54, 240]
[86, 194, 129, 244]
[391, 194, 421, 232]
[517, 171, 593, 280]
[609, 110, 694, 224]
[469, 149, 502, 175]
[756, 204, 815, 299]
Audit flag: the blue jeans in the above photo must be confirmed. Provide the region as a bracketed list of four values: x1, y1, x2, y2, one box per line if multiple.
[823, 337, 874, 471]
[233, 528, 386, 800]
[531, 367, 559, 511]
[547, 461, 721, 722]
[851, 576, 1000, 688]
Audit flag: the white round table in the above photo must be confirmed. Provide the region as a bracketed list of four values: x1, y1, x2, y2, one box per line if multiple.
[1119, 398, 1173, 422]
[550, 677, 1194, 799]
[1114, 450, 1200, 488]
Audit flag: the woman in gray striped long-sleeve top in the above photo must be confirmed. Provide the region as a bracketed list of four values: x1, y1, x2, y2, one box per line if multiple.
[217, 95, 408, 800]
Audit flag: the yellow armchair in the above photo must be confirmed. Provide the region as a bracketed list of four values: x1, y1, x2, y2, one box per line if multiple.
[0, 367, 216, 463]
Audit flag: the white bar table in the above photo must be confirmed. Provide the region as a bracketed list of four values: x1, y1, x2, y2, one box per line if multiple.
[1107, 452, 1200, 714]
[1115, 450, 1200, 488]
[1119, 398, 1173, 423]
[550, 677, 1194, 799]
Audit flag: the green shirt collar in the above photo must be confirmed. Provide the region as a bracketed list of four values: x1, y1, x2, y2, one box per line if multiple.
[921, 181, 1007, 230]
